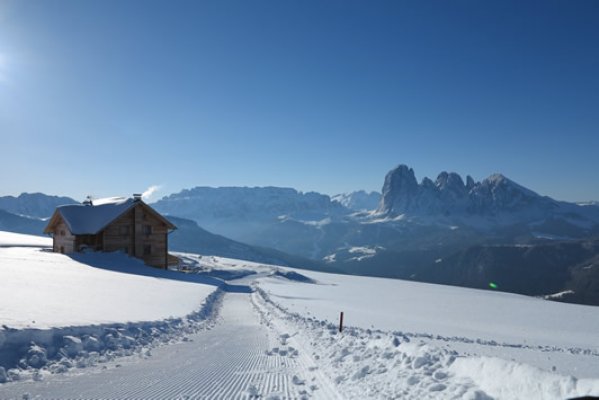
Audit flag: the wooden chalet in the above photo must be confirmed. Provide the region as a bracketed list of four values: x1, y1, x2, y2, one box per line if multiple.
[44, 195, 176, 269]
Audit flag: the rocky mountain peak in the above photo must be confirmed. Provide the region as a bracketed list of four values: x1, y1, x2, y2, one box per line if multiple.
[379, 165, 419, 214]
[484, 173, 508, 185]
[435, 172, 466, 193]
[377, 165, 554, 218]
[466, 175, 475, 191]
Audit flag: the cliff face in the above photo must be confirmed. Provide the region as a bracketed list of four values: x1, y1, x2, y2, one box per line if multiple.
[378, 164, 558, 219]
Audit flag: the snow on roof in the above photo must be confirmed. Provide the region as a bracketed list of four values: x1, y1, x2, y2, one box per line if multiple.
[58, 198, 136, 235]
[90, 196, 129, 206]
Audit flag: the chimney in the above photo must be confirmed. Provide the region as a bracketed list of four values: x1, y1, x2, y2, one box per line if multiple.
[133, 193, 142, 202]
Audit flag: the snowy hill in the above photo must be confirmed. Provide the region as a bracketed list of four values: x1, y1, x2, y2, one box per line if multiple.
[0, 231, 221, 384]
[0, 232, 218, 330]
[0, 192, 78, 219]
[255, 268, 599, 398]
[2, 232, 597, 399]
[0, 208, 47, 236]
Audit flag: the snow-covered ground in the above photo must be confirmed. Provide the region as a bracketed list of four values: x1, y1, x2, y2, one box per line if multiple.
[0, 248, 217, 330]
[254, 271, 599, 399]
[1, 231, 599, 399]
[257, 270, 599, 350]
[0, 231, 51, 248]
[0, 231, 221, 385]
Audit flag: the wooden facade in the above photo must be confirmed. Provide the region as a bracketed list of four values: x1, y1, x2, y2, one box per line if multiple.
[52, 220, 76, 254]
[44, 199, 176, 269]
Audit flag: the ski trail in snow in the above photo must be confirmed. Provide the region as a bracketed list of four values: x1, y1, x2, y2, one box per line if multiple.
[1, 290, 341, 399]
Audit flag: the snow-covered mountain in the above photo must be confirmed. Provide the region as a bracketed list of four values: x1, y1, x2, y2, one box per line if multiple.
[154, 186, 347, 221]
[152, 186, 350, 244]
[378, 164, 550, 217]
[0, 209, 47, 236]
[0, 193, 78, 219]
[148, 168, 599, 273]
[377, 164, 599, 228]
[331, 190, 380, 211]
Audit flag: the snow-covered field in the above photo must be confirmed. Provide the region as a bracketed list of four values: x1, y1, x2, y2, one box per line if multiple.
[254, 271, 599, 399]
[1, 231, 599, 399]
[257, 270, 599, 350]
[0, 231, 220, 384]
[0, 231, 52, 248]
[0, 243, 217, 329]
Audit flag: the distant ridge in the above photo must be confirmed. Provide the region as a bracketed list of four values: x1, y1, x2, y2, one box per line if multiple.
[0, 193, 79, 219]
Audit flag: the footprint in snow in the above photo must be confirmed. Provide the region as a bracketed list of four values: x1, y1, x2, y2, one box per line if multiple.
[429, 383, 447, 392]
[292, 375, 305, 385]
[246, 384, 260, 398]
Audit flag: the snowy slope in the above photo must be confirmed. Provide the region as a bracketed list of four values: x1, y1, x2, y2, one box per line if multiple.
[0, 247, 217, 329]
[0, 231, 222, 384]
[1, 243, 599, 399]
[0, 209, 47, 236]
[0, 231, 51, 247]
[0, 230, 218, 329]
[257, 269, 599, 349]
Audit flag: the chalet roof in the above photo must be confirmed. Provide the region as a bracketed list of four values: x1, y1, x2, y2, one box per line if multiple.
[44, 197, 176, 235]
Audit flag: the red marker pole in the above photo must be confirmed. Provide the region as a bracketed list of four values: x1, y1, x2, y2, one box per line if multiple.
[339, 311, 344, 333]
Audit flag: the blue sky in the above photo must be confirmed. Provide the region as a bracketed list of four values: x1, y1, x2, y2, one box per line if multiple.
[1, 0, 598, 202]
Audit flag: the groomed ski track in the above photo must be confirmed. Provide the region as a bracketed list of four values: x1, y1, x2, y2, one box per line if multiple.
[1, 285, 341, 400]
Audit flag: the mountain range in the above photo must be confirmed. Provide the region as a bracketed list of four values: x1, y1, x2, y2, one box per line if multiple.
[0, 193, 78, 219]
[331, 190, 381, 211]
[2, 164, 599, 305]
[377, 165, 599, 230]
[0, 193, 324, 269]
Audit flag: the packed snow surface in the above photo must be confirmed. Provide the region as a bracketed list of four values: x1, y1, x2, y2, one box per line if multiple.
[1, 290, 340, 399]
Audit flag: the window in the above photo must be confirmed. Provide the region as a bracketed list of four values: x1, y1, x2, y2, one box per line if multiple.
[143, 225, 152, 235]
[122, 246, 129, 254]
[143, 245, 151, 256]
[60, 246, 64, 254]
[119, 226, 129, 235]
[60, 230, 65, 236]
